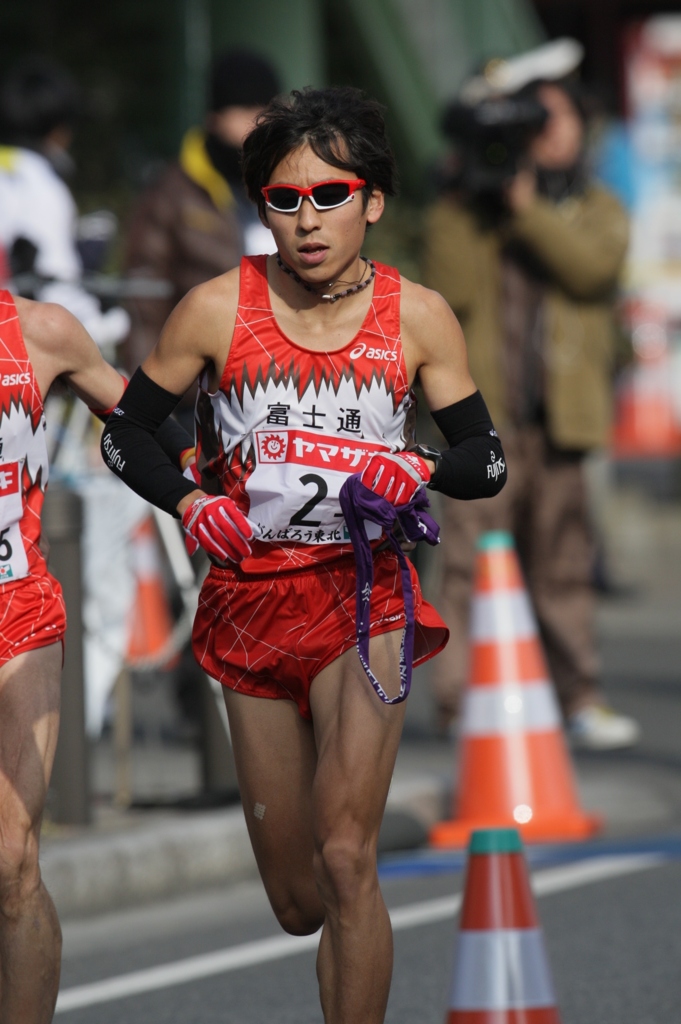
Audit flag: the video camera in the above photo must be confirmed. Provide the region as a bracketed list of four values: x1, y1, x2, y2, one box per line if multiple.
[441, 94, 548, 197]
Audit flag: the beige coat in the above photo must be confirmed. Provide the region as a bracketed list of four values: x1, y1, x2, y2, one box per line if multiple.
[422, 186, 629, 449]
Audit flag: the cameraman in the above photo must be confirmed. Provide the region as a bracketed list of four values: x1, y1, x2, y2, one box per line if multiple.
[423, 46, 638, 749]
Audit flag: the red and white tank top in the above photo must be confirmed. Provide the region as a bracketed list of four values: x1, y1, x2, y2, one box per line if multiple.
[0, 290, 50, 586]
[194, 255, 417, 572]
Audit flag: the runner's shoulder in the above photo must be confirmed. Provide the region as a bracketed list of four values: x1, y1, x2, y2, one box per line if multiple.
[15, 296, 85, 365]
[155, 266, 241, 367]
[169, 265, 241, 332]
[399, 276, 462, 347]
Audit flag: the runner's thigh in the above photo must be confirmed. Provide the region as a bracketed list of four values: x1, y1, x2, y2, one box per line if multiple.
[309, 629, 407, 847]
[0, 643, 62, 831]
[223, 689, 318, 890]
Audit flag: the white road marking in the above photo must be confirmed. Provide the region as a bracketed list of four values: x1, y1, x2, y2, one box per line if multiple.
[55, 852, 664, 1014]
[530, 854, 663, 896]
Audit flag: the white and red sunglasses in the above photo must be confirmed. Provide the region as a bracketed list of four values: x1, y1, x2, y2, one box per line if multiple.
[261, 178, 366, 213]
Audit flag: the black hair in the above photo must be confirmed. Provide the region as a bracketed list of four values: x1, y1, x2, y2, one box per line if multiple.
[0, 56, 80, 145]
[241, 86, 398, 216]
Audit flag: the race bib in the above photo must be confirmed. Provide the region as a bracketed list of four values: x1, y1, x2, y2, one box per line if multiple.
[0, 461, 29, 582]
[248, 429, 387, 545]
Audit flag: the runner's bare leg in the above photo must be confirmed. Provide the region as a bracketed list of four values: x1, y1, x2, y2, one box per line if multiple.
[224, 628, 405, 1024]
[223, 690, 325, 933]
[310, 630, 405, 1024]
[0, 643, 62, 1024]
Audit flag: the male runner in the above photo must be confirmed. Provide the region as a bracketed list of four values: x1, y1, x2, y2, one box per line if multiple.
[0, 292, 193, 1023]
[102, 86, 506, 1024]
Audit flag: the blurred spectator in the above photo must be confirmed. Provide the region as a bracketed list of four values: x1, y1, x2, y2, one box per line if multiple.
[0, 56, 130, 346]
[122, 49, 280, 376]
[423, 41, 639, 749]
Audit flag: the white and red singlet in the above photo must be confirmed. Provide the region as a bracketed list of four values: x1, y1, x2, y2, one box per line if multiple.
[0, 290, 66, 664]
[191, 257, 448, 712]
[193, 255, 417, 573]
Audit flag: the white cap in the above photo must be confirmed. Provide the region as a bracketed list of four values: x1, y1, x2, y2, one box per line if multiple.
[461, 37, 584, 104]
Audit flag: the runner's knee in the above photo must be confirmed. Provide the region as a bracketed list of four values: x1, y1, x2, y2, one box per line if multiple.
[269, 887, 325, 936]
[273, 898, 324, 936]
[0, 820, 41, 919]
[313, 829, 375, 908]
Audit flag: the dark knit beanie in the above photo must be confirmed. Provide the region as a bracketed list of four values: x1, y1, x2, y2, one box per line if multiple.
[0, 56, 80, 143]
[208, 50, 280, 112]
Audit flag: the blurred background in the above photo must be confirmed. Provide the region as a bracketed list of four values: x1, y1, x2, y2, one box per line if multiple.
[2, 0, 680, 238]
[2, 2, 681, 1022]
[0, 0, 675, 835]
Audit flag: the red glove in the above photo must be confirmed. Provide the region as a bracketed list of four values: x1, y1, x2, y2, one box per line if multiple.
[181, 495, 255, 562]
[360, 451, 430, 507]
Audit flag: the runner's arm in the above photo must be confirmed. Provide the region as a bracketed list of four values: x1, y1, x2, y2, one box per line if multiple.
[101, 280, 235, 516]
[401, 281, 507, 499]
[102, 368, 199, 516]
[89, 382, 196, 471]
[19, 298, 127, 412]
[18, 298, 195, 471]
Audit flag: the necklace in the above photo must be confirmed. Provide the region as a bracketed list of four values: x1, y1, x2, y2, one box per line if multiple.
[276, 253, 375, 303]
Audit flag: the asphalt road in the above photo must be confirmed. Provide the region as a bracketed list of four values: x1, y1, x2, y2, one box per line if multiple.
[54, 482, 681, 1024]
[56, 841, 681, 1024]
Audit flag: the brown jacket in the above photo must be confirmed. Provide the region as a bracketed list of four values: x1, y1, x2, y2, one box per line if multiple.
[422, 185, 629, 449]
[123, 129, 243, 373]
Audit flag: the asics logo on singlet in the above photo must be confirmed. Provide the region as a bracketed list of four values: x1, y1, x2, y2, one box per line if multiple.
[349, 343, 397, 362]
[1, 373, 30, 386]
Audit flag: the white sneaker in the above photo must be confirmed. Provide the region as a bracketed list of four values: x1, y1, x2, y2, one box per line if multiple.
[568, 704, 641, 750]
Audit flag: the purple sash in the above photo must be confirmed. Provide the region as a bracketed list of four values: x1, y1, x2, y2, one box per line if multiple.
[338, 474, 440, 704]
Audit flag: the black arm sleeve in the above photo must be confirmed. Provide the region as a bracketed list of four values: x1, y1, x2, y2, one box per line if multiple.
[94, 406, 194, 468]
[427, 390, 507, 499]
[154, 416, 195, 467]
[101, 368, 197, 517]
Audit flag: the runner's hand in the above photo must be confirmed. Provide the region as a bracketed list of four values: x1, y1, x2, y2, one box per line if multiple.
[360, 451, 430, 507]
[181, 495, 255, 562]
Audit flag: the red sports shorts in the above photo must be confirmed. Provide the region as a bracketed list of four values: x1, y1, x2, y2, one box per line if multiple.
[192, 548, 448, 719]
[0, 572, 67, 667]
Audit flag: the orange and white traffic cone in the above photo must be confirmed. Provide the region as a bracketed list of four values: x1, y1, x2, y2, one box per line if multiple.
[611, 364, 681, 457]
[430, 531, 600, 847]
[611, 301, 681, 459]
[126, 516, 177, 668]
[445, 827, 561, 1023]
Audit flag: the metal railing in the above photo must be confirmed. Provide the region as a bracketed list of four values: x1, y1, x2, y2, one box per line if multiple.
[7, 273, 174, 301]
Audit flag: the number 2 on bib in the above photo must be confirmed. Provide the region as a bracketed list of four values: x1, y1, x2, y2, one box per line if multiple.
[289, 473, 328, 527]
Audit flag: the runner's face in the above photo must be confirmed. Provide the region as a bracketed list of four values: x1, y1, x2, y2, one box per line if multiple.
[262, 143, 384, 282]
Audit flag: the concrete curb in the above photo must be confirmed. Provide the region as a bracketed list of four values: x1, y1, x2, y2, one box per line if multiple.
[41, 773, 448, 920]
[41, 808, 257, 919]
